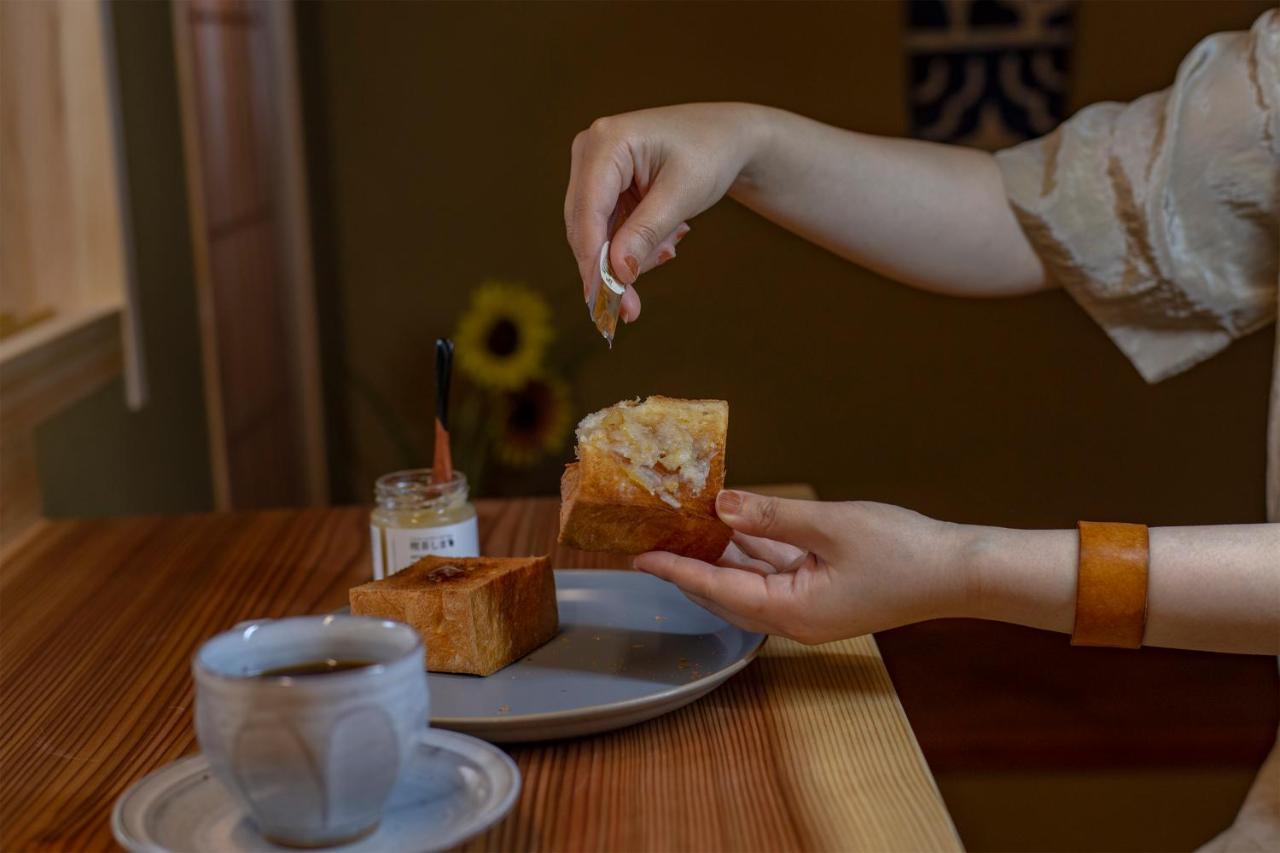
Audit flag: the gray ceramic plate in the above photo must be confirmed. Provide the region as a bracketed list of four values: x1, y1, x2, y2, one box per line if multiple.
[348, 569, 765, 743]
[112, 727, 520, 853]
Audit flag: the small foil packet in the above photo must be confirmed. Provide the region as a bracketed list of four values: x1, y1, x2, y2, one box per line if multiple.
[591, 241, 626, 347]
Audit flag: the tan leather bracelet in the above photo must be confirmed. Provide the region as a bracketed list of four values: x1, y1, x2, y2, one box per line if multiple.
[1071, 521, 1149, 648]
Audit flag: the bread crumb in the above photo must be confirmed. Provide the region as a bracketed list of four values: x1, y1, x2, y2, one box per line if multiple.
[498, 704, 511, 714]
[654, 615, 668, 622]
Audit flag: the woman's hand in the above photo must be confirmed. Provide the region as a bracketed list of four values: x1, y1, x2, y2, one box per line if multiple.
[633, 490, 972, 644]
[637, 491, 1280, 655]
[565, 105, 1047, 314]
[564, 103, 770, 321]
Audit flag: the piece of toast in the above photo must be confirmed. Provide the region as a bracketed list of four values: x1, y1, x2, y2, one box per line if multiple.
[349, 555, 558, 676]
[558, 396, 731, 563]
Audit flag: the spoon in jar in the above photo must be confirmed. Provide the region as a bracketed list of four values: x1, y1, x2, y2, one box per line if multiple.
[432, 338, 454, 483]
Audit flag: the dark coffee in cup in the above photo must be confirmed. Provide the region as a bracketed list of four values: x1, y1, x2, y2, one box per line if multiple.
[257, 659, 376, 678]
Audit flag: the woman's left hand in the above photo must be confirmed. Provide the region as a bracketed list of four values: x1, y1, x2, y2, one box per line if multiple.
[633, 490, 972, 644]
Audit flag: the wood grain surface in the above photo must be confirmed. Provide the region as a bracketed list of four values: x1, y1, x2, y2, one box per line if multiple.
[0, 487, 959, 852]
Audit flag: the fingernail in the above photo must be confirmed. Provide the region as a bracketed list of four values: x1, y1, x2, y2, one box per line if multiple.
[717, 490, 743, 516]
[675, 226, 690, 244]
[624, 255, 639, 279]
[658, 249, 675, 265]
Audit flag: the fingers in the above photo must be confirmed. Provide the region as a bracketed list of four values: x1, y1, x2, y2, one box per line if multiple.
[565, 127, 632, 305]
[681, 591, 772, 635]
[637, 222, 688, 274]
[618, 222, 689, 322]
[633, 551, 773, 620]
[717, 540, 778, 576]
[715, 490, 831, 552]
[609, 175, 691, 287]
[620, 285, 642, 323]
[568, 112, 700, 328]
[731, 532, 810, 572]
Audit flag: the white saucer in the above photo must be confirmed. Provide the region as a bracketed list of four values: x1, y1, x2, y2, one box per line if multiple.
[112, 728, 520, 853]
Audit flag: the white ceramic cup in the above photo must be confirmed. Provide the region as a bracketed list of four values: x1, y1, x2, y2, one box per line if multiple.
[193, 615, 429, 847]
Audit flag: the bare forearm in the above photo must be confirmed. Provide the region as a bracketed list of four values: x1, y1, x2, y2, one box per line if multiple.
[730, 106, 1047, 297]
[1146, 525, 1280, 653]
[959, 523, 1280, 655]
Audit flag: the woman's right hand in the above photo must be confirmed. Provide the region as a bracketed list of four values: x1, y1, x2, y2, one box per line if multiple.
[564, 103, 770, 321]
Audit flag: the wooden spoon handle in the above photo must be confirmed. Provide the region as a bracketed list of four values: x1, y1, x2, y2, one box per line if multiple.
[432, 418, 453, 483]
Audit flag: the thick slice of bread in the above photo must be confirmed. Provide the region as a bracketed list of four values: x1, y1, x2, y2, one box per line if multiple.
[558, 396, 731, 563]
[349, 555, 558, 676]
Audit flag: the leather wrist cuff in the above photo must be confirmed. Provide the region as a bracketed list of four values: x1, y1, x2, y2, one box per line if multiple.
[1072, 521, 1149, 649]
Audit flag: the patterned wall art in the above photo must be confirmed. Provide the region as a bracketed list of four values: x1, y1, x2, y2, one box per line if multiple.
[905, 0, 1075, 149]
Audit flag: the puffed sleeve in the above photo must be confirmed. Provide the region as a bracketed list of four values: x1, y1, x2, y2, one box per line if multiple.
[995, 11, 1279, 383]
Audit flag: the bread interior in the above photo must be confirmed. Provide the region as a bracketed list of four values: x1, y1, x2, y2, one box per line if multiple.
[575, 398, 721, 509]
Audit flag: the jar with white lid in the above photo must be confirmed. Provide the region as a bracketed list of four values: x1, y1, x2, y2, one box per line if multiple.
[369, 469, 479, 579]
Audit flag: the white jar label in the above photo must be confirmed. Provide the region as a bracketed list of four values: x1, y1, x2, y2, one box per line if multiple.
[370, 517, 480, 579]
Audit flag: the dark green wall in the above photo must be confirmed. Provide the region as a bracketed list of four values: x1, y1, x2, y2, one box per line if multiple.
[301, 0, 1273, 527]
[36, 1, 212, 517]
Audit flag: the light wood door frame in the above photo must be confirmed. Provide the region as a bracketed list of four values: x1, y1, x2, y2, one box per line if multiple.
[171, 1, 230, 508]
[262, 0, 327, 508]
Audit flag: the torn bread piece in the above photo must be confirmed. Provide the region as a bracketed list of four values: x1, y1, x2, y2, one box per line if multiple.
[349, 555, 558, 676]
[558, 396, 731, 563]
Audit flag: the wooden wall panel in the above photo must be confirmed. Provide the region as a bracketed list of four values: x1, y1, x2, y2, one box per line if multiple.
[174, 0, 324, 509]
[189, 14, 273, 230]
[206, 222, 291, 441]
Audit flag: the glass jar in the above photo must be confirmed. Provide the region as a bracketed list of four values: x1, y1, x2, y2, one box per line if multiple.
[369, 469, 479, 579]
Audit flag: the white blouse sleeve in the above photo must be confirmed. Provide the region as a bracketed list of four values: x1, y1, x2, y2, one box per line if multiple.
[995, 10, 1279, 383]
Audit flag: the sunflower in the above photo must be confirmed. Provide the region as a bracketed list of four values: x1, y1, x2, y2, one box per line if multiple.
[454, 281, 553, 390]
[491, 375, 572, 468]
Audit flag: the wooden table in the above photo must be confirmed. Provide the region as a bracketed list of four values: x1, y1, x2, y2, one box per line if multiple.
[1, 486, 960, 851]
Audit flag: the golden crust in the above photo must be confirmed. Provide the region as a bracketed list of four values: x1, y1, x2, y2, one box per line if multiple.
[349, 555, 559, 676]
[557, 397, 731, 563]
